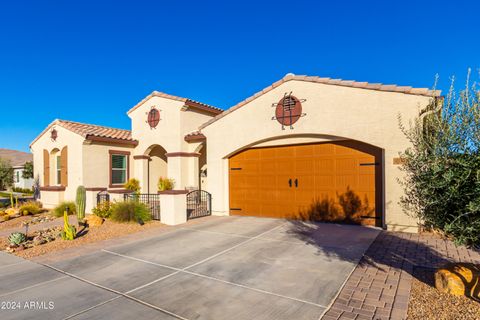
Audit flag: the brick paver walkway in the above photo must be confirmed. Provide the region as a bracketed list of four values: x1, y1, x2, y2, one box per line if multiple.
[322, 231, 480, 320]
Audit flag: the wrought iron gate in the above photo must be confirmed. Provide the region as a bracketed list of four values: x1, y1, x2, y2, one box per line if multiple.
[124, 193, 161, 221]
[96, 191, 110, 205]
[186, 190, 211, 220]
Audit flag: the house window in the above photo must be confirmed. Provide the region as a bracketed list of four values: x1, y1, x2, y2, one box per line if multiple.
[111, 154, 127, 185]
[56, 155, 61, 185]
[15, 171, 19, 183]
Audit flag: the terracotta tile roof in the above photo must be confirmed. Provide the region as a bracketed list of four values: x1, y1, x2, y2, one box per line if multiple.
[127, 91, 222, 115]
[30, 119, 136, 147]
[0, 149, 32, 167]
[184, 131, 206, 142]
[198, 74, 441, 130]
[57, 120, 133, 140]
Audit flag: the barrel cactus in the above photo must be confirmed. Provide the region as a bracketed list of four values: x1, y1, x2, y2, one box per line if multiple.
[8, 232, 26, 245]
[60, 210, 76, 240]
[76, 186, 86, 224]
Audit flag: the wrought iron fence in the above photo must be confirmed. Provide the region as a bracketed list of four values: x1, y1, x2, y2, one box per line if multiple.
[124, 193, 161, 221]
[186, 190, 212, 220]
[96, 191, 110, 205]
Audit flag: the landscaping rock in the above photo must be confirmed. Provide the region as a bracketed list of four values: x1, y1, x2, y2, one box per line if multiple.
[85, 215, 104, 227]
[0, 215, 9, 222]
[21, 215, 55, 226]
[435, 263, 480, 300]
[33, 236, 46, 246]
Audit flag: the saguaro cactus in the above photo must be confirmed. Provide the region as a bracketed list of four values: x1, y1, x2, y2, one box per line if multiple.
[76, 186, 86, 224]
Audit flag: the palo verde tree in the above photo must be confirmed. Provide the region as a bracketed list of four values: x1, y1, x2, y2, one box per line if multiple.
[399, 70, 480, 246]
[22, 161, 33, 179]
[0, 158, 14, 190]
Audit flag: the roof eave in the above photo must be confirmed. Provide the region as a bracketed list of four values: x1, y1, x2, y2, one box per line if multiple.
[85, 135, 138, 147]
[198, 75, 442, 130]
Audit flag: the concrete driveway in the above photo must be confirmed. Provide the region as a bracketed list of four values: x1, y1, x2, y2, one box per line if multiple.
[0, 216, 380, 320]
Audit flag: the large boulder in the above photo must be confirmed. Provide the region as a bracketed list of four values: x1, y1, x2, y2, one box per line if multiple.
[85, 215, 104, 227]
[435, 263, 480, 301]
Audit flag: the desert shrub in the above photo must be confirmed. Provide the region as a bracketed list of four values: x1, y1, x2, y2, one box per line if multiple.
[158, 177, 175, 191]
[12, 187, 33, 194]
[399, 71, 480, 246]
[19, 201, 42, 215]
[52, 201, 76, 217]
[297, 188, 372, 224]
[124, 178, 141, 193]
[110, 201, 151, 223]
[92, 201, 112, 218]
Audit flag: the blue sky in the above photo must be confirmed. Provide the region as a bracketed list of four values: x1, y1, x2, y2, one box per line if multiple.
[0, 0, 478, 152]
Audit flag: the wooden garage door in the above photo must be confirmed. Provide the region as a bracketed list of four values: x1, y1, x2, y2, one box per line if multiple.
[229, 142, 381, 226]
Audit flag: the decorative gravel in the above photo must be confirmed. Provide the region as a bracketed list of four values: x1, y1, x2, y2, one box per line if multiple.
[0, 213, 51, 230]
[1, 219, 164, 259]
[407, 266, 480, 320]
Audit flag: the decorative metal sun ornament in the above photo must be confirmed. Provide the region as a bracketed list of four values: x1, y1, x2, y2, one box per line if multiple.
[146, 106, 161, 129]
[50, 128, 58, 141]
[271, 92, 306, 130]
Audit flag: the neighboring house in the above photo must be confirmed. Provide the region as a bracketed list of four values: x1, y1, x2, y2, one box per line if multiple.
[30, 74, 440, 232]
[0, 148, 34, 190]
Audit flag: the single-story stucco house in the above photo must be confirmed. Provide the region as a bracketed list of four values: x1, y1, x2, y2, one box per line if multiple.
[0, 148, 34, 190]
[30, 74, 440, 232]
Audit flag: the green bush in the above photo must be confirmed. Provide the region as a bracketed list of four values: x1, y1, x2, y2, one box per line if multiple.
[19, 201, 42, 215]
[399, 71, 480, 246]
[92, 201, 112, 218]
[110, 201, 151, 223]
[52, 201, 76, 217]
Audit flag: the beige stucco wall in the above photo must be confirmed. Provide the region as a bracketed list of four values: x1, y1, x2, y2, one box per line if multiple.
[202, 79, 432, 232]
[82, 143, 134, 190]
[31, 124, 135, 211]
[128, 96, 214, 191]
[31, 125, 84, 208]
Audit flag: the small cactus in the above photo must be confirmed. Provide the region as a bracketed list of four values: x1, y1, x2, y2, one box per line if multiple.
[76, 186, 86, 224]
[8, 232, 26, 245]
[60, 210, 76, 240]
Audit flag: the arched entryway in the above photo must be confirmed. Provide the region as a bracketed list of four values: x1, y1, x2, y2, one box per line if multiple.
[195, 142, 207, 190]
[145, 145, 168, 194]
[228, 140, 383, 227]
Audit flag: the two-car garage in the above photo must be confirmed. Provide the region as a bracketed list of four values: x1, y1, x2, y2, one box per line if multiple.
[228, 141, 383, 226]
[201, 74, 438, 232]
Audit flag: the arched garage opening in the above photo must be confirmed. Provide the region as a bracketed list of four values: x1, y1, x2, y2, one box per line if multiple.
[145, 145, 168, 194]
[228, 139, 383, 227]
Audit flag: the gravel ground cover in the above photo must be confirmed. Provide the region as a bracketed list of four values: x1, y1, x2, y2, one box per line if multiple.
[0, 219, 164, 259]
[407, 266, 480, 320]
[0, 212, 54, 230]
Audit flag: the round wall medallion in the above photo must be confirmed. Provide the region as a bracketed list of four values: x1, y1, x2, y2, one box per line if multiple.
[275, 95, 302, 126]
[147, 108, 160, 128]
[50, 128, 58, 141]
